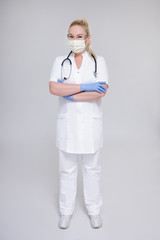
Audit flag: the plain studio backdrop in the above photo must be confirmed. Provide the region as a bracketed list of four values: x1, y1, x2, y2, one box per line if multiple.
[0, 0, 160, 239]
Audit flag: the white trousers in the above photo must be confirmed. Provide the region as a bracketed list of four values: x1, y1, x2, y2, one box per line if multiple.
[58, 148, 103, 215]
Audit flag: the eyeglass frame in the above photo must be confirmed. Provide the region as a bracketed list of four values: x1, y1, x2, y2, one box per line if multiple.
[67, 33, 88, 40]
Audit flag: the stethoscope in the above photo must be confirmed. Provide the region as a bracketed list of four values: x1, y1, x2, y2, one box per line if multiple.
[61, 51, 97, 81]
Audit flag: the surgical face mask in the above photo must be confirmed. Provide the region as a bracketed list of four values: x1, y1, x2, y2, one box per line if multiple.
[68, 39, 86, 53]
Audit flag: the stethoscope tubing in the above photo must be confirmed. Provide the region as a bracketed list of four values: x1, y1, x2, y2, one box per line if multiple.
[61, 51, 97, 80]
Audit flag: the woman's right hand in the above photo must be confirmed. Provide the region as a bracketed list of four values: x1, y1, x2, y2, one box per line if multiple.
[80, 81, 106, 93]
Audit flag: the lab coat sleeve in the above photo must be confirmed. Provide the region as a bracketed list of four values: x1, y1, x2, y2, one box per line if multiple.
[96, 56, 109, 88]
[49, 57, 61, 82]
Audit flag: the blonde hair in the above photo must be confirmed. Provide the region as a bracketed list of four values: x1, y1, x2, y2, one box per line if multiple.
[68, 18, 96, 59]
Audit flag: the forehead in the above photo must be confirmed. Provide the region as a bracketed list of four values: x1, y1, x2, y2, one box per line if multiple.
[68, 25, 86, 34]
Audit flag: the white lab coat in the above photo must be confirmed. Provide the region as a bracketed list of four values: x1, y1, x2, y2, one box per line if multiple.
[49, 50, 109, 154]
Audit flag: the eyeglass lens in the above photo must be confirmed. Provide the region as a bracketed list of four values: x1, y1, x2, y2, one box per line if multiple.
[67, 34, 88, 40]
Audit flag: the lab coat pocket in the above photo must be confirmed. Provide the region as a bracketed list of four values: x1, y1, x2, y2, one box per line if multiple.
[58, 97, 67, 114]
[56, 113, 67, 139]
[93, 112, 102, 119]
[93, 112, 103, 140]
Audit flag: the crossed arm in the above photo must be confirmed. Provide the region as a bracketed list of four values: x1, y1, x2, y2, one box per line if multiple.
[71, 83, 108, 101]
[49, 81, 108, 101]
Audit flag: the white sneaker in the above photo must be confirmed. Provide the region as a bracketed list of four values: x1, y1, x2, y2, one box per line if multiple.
[58, 215, 72, 229]
[89, 215, 102, 228]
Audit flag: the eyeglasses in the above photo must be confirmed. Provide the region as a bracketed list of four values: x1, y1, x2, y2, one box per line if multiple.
[67, 34, 88, 40]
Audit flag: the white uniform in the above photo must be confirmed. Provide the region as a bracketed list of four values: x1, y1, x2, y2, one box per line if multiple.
[58, 148, 103, 216]
[49, 50, 109, 154]
[49, 50, 109, 215]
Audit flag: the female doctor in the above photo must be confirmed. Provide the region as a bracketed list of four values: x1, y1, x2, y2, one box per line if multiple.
[49, 19, 109, 229]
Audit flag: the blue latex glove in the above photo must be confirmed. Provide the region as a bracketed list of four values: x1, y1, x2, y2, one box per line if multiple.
[57, 79, 63, 83]
[63, 95, 74, 101]
[80, 81, 106, 93]
[57, 79, 74, 101]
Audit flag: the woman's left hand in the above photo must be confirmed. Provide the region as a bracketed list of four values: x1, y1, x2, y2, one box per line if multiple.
[63, 95, 74, 101]
[57, 79, 63, 83]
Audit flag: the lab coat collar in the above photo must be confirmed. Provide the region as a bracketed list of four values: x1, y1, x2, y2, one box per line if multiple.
[71, 50, 88, 60]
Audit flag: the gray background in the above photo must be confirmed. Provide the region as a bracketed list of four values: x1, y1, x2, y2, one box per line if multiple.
[0, 0, 160, 239]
